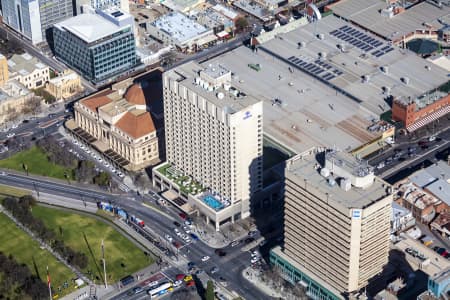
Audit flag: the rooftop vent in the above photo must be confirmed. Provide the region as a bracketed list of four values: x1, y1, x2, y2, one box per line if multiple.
[380, 65, 389, 74]
[362, 74, 371, 83]
[217, 92, 224, 99]
[401, 77, 410, 85]
[320, 167, 330, 178]
[297, 41, 306, 49]
[319, 52, 327, 59]
[317, 33, 325, 40]
[425, 65, 431, 71]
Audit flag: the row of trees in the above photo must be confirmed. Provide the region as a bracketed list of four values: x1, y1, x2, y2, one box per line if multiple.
[37, 136, 112, 188]
[261, 267, 307, 300]
[36, 136, 78, 169]
[2, 196, 88, 270]
[0, 252, 48, 300]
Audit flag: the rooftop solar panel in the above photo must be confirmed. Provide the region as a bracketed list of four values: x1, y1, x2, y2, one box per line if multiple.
[375, 52, 383, 58]
[374, 41, 383, 47]
[385, 47, 394, 54]
[380, 45, 390, 51]
[288, 56, 295, 60]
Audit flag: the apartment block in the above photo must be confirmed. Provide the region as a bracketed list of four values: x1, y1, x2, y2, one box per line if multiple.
[271, 149, 392, 299]
[153, 61, 263, 230]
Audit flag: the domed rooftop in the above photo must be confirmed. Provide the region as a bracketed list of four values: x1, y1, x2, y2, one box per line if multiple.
[124, 82, 147, 106]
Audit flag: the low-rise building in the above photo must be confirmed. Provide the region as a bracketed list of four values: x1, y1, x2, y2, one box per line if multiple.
[393, 180, 442, 224]
[0, 80, 33, 124]
[147, 12, 216, 53]
[391, 201, 415, 234]
[66, 70, 164, 171]
[410, 161, 450, 209]
[417, 267, 450, 300]
[0, 54, 9, 87]
[7, 53, 50, 90]
[45, 71, 83, 101]
[431, 212, 450, 240]
[53, 9, 138, 83]
[159, 0, 205, 13]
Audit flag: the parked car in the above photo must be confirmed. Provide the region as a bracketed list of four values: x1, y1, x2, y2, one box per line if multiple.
[210, 266, 219, 274]
[230, 240, 240, 247]
[132, 287, 144, 294]
[6, 133, 15, 138]
[201, 255, 210, 262]
[183, 275, 193, 282]
[179, 212, 187, 220]
[174, 280, 183, 287]
[165, 234, 173, 242]
[173, 221, 181, 227]
[176, 274, 186, 281]
[186, 280, 195, 287]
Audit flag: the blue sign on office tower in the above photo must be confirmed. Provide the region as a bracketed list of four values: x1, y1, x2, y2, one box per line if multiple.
[243, 111, 252, 120]
[352, 209, 361, 219]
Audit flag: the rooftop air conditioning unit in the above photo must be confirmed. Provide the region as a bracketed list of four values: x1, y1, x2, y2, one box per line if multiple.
[380, 65, 389, 74]
[362, 74, 370, 83]
[317, 33, 325, 40]
[401, 77, 410, 85]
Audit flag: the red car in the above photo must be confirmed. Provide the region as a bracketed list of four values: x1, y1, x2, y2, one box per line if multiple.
[441, 250, 449, 257]
[186, 280, 195, 287]
[179, 212, 187, 220]
[176, 274, 185, 281]
[173, 241, 182, 249]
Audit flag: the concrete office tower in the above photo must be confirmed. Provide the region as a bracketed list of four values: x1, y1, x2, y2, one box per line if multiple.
[154, 61, 263, 230]
[53, 9, 137, 83]
[1, 0, 73, 44]
[271, 149, 392, 300]
[0, 54, 8, 87]
[74, 0, 130, 15]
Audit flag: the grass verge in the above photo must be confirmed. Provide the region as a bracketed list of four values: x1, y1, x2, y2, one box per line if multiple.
[0, 213, 77, 298]
[32, 205, 153, 284]
[0, 146, 75, 180]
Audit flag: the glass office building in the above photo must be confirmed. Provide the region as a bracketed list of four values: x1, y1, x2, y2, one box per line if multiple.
[1, 0, 72, 44]
[53, 11, 137, 83]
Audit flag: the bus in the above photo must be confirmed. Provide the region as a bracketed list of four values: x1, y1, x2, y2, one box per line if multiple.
[147, 282, 173, 299]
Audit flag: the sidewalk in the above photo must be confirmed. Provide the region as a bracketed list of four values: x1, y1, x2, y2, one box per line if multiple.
[242, 266, 281, 298]
[192, 219, 253, 249]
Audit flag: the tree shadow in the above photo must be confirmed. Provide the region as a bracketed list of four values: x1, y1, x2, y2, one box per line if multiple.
[31, 256, 41, 280]
[82, 232, 104, 285]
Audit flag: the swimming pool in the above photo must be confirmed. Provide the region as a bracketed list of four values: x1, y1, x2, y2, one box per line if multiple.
[202, 195, 224, 211]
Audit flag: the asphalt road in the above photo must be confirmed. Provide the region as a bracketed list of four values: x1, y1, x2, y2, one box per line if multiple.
[368, 127, 450, 180]
[0, 172, 270, 300]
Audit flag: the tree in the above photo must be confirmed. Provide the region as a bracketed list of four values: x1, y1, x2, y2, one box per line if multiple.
[205, 280, 214, 300]
[94, 171, 111, 187]
[290, 283, 308, 300]
[134, 172, 150, 191]
[75, 160, 96, 183]
[235, 17, 249, 32]
[21, 96, 42, 115]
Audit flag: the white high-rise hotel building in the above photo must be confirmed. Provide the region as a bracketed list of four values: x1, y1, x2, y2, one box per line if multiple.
[153, 61, 263, 230]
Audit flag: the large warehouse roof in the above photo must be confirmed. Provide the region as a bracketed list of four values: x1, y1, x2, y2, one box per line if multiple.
[201, 15, 448, 154]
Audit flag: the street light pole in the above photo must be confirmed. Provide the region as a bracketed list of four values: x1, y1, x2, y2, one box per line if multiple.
[101, 239, 107, 289]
